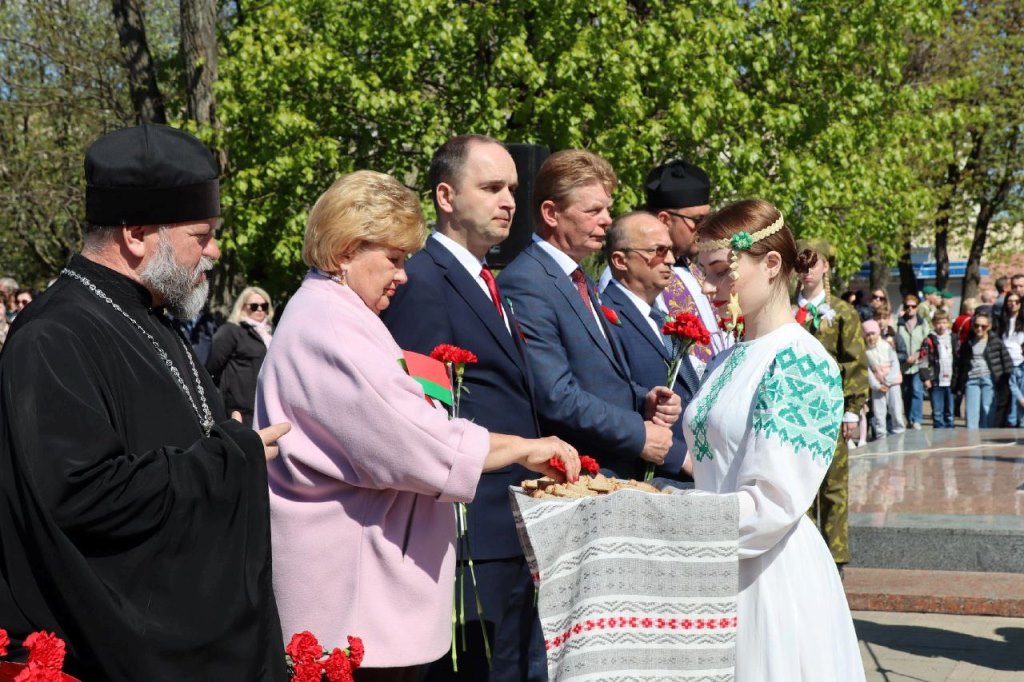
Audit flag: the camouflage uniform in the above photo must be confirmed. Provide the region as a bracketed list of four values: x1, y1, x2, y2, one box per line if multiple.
[795, 292, 869, 565]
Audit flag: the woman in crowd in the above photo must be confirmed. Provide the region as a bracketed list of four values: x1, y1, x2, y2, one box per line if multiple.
[863, 319, 905, 439]
[995, 292, 1024, 425]
[206, 286, 275, 427]
[255, 171, 579, 681]
[955, 311, 1013, 429]
[684, 199, 864, 681]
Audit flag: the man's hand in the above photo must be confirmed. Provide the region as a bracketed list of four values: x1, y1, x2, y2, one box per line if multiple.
[643, 386, 681, 427]
[522, 436, 580, 482]
[640, 421, 672, 465]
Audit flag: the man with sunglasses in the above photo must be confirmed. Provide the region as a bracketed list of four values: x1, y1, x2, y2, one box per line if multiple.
[641, 160, 725, 372]
[897, 294, 931, 429]
[601, 211, 699, 480]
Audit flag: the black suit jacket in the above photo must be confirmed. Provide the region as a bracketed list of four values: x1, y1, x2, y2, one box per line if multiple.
[602, 283, 697, 477]
[382, 237, 539, 560]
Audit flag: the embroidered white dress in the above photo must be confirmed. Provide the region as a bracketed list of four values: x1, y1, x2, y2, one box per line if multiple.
[683, 323, 865, 682]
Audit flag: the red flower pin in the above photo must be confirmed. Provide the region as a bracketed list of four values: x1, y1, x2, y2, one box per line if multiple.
[600, 305, 622, 326]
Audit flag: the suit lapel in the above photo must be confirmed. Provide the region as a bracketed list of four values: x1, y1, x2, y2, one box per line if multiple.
[427, 239, 526, 376]
[528, 245, 621, 369]
[605, 285, 672, 362]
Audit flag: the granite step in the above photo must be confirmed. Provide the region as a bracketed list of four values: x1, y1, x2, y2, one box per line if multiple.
[844, 567, 1024, 617]
[850, 515, 1024, 573]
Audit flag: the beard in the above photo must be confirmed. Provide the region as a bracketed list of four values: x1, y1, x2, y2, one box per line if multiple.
[140, 231, 213, 320]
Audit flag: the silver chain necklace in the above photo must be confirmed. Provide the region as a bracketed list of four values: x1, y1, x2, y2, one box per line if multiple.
[61, 268, 215, 436]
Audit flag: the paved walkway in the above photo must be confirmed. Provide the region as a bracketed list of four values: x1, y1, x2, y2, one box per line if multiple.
[856, 610, 1024, 681]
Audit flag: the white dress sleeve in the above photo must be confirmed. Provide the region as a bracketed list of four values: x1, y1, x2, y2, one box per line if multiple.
[735, 345, 844, 559]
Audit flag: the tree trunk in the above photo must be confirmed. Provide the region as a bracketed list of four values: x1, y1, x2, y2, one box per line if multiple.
[181, 0, 218, 128]
[897, 238, 917, 298]
[867, 241, 890, 291]
[111, 0, 166, 124]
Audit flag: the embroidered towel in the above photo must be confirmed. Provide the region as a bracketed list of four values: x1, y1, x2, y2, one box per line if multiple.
[511, 485, 739, 682]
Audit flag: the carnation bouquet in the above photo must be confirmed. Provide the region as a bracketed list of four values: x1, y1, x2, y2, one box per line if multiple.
[0, 628, 78, 682]
[285, 631, 363, 682]
[646, 312, 711, 481]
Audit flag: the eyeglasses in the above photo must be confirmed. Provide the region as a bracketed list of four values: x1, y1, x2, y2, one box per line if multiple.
[622, 245, 672, 259]
[664, 211, 707, 225]
[247, 302, 270, 312]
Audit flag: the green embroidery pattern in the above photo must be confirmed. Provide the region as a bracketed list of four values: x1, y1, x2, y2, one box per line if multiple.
[691, 345, 750, 462]
[752, 347, 844, 462]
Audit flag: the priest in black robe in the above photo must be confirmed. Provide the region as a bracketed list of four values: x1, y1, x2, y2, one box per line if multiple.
[0, 124, 290, 680]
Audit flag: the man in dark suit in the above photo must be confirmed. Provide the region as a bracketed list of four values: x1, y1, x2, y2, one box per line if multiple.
[382, 134, 543, 681]
[498, 149, 680, 480]
[601, 211, 699, 480]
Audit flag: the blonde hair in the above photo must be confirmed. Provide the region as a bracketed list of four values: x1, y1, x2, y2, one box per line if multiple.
[228, 286, 273, 325]
[533, 149, 617, 228]
[303, 170, 427, 272]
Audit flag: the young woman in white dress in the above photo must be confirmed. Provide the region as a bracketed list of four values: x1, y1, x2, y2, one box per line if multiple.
[682, 199, 865, 681]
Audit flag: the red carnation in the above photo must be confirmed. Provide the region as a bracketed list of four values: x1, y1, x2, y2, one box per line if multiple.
[13, 667, 65, 682]
[547, 454, 599, 476]
[291, 661, 323, 682]
[23, 631, 65, 671]
[430, 344, 478, 365]
[323, 648, 353, 682]
[346, 636, 364, 668]
[664, 312, 710, 346]
[0, 628, 8, 657]
[286, 631, 323, 666]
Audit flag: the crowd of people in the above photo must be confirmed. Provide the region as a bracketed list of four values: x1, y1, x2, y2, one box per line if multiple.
[0, 122, 1008, 681]
[847, 275, 1024, 437]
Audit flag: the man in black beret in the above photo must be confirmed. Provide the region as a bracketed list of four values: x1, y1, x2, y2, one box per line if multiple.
[0, 124, 290, 680]
[644, 159, 725, 370]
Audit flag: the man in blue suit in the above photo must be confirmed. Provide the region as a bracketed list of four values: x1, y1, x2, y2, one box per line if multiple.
[601, 211, 700, 481]
[498, 149, 680, 480]
[382, 134, 545, 681]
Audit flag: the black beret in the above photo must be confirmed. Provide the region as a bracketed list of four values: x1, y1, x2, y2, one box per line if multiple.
[85, 124, 220, 226]
[644, 159, 711, 211]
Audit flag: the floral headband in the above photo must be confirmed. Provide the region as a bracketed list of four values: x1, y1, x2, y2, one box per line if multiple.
[696, 213, 786, 280]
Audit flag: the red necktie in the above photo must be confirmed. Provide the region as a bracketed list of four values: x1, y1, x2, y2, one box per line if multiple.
[480, 266, 504, 320]
[570, 268, 593, 312]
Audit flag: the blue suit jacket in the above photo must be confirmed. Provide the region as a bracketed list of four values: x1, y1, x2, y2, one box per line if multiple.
[601, 282, 698, 478]
[381, 237, 539, 560]
[498, 242, 649, 478]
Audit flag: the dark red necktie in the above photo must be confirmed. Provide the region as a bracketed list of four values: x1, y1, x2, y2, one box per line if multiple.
[480, 266, 504, 320]
[570, 268, 593, 312]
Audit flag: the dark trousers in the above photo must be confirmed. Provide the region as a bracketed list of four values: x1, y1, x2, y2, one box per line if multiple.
[424, 556, 546, 682]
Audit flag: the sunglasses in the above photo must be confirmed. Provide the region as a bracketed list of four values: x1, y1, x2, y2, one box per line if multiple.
[871, 294, 887, 301]
[904, 303, 918, 309]
[664, 211, 708, 225]
[975, 324, 990, 331]
[622, 245, 673, 260]
[247, 302, 270, 312]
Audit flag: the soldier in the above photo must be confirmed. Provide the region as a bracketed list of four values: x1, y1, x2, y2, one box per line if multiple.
[793, 239, 869, 579]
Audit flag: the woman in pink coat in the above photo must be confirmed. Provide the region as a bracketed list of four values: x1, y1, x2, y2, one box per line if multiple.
[256, 171, 579, 681]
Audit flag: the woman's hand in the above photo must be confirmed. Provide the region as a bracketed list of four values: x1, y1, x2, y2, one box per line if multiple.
[522, 436, 581, 482]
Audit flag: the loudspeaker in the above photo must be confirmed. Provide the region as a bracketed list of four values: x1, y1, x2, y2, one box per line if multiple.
[487, 143, 550, 269]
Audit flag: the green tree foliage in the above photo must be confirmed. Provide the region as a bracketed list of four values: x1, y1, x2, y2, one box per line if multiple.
[0, 0, 136, 285]
[218, 0, 953, 297]
[906, 0, 1023, 298]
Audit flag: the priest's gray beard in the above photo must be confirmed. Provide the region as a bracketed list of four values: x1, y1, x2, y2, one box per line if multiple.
[140, 230, 214, 320]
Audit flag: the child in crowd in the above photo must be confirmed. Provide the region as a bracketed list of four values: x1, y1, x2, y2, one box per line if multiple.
[920, 310, 959, 428]
[864, 319, 906, 439]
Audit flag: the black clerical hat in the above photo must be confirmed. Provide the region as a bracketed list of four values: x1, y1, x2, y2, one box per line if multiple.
[644, 159, 711, 210]
[85, 124, 220, 226]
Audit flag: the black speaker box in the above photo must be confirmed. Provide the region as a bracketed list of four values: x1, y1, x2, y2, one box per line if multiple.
[487, 143, 550, 269]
